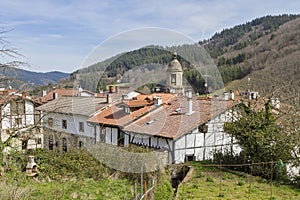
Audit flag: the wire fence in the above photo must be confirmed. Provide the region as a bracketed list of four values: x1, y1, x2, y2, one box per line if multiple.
[172, 159, 297, 200]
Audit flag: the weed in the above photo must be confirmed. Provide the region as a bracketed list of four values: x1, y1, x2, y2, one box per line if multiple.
[218, 193, 225, 198]
[206, 176, 214, 182]
[237, 180, 245, 186]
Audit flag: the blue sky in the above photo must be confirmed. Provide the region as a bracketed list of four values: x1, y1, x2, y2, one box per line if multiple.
[0, 0, 299, 73]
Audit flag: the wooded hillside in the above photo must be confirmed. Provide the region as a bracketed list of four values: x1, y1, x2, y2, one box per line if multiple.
[71, 14, 300, 96]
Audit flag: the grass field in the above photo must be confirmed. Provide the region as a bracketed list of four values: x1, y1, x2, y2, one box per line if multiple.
[0, 178, 134, 200]
[176, 164, 300, 200]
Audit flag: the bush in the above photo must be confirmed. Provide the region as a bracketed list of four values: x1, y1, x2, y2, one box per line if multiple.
[30, 148, 112, 180]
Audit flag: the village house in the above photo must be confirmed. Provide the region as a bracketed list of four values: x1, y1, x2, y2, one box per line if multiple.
[87, 91, 240, 164]
[0, 89, 43, 150]
[38, 87, 95, 104]
[85, 52, 241, 164]
[35, 52, 242, 165]
[87, 92, 176, 147]
[37, 96, 108, 151]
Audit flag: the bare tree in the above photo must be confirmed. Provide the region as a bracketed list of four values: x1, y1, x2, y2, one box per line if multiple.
[0, 28, 43, 175]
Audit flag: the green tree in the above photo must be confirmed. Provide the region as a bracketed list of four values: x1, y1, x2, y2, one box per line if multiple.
[224, 100, 293, 178]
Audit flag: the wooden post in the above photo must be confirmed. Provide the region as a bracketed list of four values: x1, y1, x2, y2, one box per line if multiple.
[135, 181, 138, 200]
[141, 165, 144, 197]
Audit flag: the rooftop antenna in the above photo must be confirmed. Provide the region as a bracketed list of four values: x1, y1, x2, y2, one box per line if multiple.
[203, 66, 209, 94]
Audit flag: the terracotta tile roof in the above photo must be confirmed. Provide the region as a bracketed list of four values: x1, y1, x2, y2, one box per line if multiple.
[123, 96, 236, 139]
[37, 96, 107, 117]
[87, 104, 157, 127]
[0, 94, 41, 106]
[87, 93, 176, 127]
[40, 89, 82, 103]
[0, 89, 18, 96]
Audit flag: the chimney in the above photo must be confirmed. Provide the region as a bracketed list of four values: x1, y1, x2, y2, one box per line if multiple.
[153, 96, 162, 106]
[78, 86, 83, 93]
[106, 93, 112, 103]
[115, 86, 119, 93]
[42, 90, 47, 97]
[53, 92, 58, 99]
[185, 89, 194, 115]
[271, 98, 280, 109]
[229, 90, 235, 100]
[22, 92, 26, 98]
[223, 92, 229, 101]
[109, 86, 113, 93]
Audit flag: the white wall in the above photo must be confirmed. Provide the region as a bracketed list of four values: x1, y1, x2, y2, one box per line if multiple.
[1, 100, 36, 130]
[42, 112, 95, 138]
[129, 133, 172, 149]
[25, 101, 35, 125]
[1, 100, 41, 150]
[1, 103, 11, 129]
[173, 110, 242, 164]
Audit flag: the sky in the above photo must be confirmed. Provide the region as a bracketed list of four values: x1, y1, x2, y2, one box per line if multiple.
[0, 0, 299, 73]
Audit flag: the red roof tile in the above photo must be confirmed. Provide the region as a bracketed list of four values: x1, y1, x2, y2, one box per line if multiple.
[123, 96, 236, 139]
[87, 93, 176, 127]
[41, 89, 81, 103]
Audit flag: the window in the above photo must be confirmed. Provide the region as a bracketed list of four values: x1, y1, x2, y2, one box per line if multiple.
[123, 106, 130, 114]
[79, 122, 84, 132]
[36, 138, 42, 145]
[48, 118, 53, 127]
[11, 101, 25, 115]
[79, 141, 84, 148]
[117, 131, 125, 146]
[22, 140, 27, 150]
[185, 154, 195, 162]
[62, 138, 67, 152]
[49, 136, 54, 150]
[15, 117, 22, 126]
[171, 74, 176, 84]
[62, 120, 67, 129]
[198, 124, 208, 133]
[100, 128, 106, 142]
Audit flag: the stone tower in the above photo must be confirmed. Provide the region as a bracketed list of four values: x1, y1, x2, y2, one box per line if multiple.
[166, 52, 184, 94]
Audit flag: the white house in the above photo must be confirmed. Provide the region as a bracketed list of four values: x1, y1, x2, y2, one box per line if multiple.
[121, 96, 241, 164]
[36, 96, 108, 151]
[0, 91, 43, 150]
[87, 91, 241, 164]
[38, 88, 95, 104]
[87, 93, 176, 147]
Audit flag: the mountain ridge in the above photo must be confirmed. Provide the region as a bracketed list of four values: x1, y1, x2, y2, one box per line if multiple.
[70, 14, 300, 94]
[0, 66, 69, 90]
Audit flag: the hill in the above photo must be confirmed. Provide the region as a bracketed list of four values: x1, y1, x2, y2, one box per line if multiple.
[71, 14, 300, 96]
[219, 16, 300, 106]
[0, 67, 69, 90]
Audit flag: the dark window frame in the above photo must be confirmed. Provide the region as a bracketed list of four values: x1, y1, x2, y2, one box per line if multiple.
[48, 118, 53, 127]
[62, 119, 67, 129]
[79, 122, 84, 132]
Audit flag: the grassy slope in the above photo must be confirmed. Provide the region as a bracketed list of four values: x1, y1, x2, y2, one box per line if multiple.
[28, 178, 133, 200]
[176, 164, 300, 200]
[0, 149, 135, 200]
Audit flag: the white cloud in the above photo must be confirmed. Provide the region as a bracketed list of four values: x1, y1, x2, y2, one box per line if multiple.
[1, 0, 300, 72]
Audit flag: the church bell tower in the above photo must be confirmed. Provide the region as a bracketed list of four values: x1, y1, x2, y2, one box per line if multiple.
[166, 52, 184, 94]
